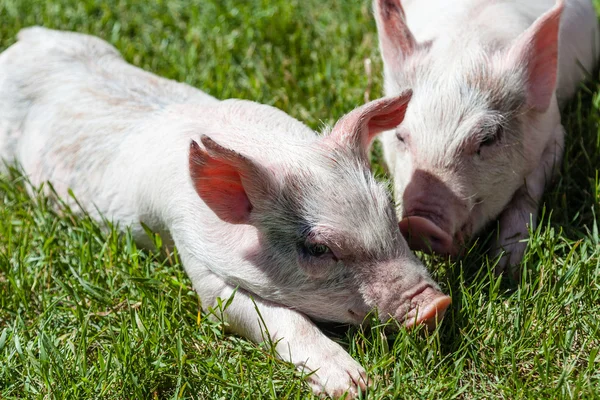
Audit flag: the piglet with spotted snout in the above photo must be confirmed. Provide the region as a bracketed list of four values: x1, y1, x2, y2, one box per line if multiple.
[0, 28, 451, 399]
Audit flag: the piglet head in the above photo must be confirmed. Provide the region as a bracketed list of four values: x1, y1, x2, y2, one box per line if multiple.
[374, 0, 564, 255]
[188, 95, 450, 328]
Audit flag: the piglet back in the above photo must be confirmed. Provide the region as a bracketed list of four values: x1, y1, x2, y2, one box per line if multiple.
[16, 26, 122, 60]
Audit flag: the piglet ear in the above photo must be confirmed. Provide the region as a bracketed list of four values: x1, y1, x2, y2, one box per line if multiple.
[330, 90, 412, 152]
[507, 0, 564, 112]
[189, 135, 272, 224]
[374, 0, 417, 66]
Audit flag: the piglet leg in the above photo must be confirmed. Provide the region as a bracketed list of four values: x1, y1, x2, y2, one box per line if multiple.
[492, 124, 565, 276]
[194, 268, 368, 398]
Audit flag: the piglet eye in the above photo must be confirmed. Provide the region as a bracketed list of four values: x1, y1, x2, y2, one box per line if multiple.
[477, 125, 503, 155]
[480, 125, 503, 148]
[307, 243, 331, 257]
[396, 130, 406, 143]
[301, 242, 334, 259]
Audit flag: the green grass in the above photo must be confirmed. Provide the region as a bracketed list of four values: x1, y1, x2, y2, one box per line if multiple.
[1, 0, 599, 398]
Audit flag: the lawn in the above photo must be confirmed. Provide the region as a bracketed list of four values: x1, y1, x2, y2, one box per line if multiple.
[1, 0, 599, 399]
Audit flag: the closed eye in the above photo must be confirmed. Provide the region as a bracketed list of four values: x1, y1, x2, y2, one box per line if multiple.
[396, 129, 407, 144]
[480, 134, 498, 147]
[477, 125, 503, 155]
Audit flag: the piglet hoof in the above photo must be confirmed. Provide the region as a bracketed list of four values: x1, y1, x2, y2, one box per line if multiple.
[297, 349, 369, 399]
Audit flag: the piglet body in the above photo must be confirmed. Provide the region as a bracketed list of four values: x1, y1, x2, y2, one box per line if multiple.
[374, 0, 599, 270]
[0, 27, 450, 398]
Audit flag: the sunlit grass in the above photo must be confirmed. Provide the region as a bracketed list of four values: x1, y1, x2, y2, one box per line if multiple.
[1, 0, 599, 398]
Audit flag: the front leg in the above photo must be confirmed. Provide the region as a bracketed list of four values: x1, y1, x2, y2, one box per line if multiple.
[193, 268, 368, 398]
[492, 124, 565, 275]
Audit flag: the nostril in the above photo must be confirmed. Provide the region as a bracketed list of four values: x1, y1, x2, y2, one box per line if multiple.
[418, 295, 452, 329]
[428, 232, 445, 246]
[403, 290, 452, 330]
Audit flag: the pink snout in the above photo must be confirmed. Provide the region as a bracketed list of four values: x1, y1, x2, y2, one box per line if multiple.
[399, 216, 455, 255]
[403, 287, 452, 330]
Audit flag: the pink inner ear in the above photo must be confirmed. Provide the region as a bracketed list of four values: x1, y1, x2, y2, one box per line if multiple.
[330, 90, 412, 152]
[366, 102, 409, 139]
[189, 143, 252, 224]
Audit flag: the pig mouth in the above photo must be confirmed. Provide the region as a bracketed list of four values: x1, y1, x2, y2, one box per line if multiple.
[347, 308, 368, 324]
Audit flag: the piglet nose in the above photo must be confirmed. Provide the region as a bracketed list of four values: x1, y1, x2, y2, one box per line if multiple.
[403, 288, 452, 330]
[399, 216, 454, 255]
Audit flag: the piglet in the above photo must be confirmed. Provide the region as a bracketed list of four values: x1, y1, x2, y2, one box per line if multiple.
[373, 0, 599, 272]
[0, 27, 451, 398]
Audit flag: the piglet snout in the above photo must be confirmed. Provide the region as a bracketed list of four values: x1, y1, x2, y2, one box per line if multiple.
[403, 286, 452, 330]
[399, 215, 455, 255]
